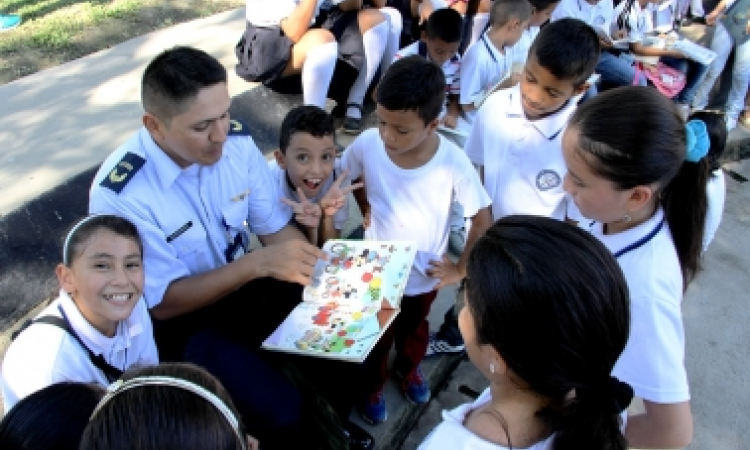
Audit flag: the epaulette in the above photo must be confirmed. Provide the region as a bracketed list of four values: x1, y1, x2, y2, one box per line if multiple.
[228, 119, 251, 136]
[100, 152, 146, 194]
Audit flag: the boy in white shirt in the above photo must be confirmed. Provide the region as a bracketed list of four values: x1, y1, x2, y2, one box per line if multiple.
[460, 0, 532, 124]
[269, 105, 361, 246]
[341, 55, 492, 424]
[427, 18, 600, 356]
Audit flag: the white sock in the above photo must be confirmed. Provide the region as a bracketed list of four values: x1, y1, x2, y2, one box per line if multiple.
[302, 41, 338, 108]
[379, 7, 403, 76]
[346, 20, 389, 119]
[470, 13, 489, 48]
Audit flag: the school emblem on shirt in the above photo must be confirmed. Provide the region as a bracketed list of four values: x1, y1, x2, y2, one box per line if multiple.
[536, 170, 561, 191]
[100, 152, 145, 194]
[228, 119, 251, 136]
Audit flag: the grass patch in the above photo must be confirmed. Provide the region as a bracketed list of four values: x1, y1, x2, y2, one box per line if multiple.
[0, 0, 243, 84]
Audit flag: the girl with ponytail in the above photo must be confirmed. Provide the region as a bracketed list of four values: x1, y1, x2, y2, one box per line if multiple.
[419, 215, 633, 450]
[562, 86, 702, 448]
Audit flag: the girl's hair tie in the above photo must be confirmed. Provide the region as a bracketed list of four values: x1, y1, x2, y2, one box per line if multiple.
[685, 119, 710, 163]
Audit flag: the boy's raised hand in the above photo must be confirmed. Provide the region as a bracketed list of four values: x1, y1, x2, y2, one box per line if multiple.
[282, 187, 322, 228]
[427, 256, 463, 290]
[319, 170, 364, 217]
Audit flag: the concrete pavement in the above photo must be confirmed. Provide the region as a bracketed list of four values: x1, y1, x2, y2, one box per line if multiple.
[0, 8, 749, 449]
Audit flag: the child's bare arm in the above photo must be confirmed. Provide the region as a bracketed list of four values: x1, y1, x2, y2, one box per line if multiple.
[281, 0, 320, 42]
[443, 95, 461, 128]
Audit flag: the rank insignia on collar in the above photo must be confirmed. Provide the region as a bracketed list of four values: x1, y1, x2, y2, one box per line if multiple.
[228, 119, 251, 136]
[100, 152, 145, 194]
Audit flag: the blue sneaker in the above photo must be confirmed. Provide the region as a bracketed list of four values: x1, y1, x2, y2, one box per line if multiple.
[0, 14, 21, 32]
[398, 366, 431, 405]
[357, 390, 387, 425]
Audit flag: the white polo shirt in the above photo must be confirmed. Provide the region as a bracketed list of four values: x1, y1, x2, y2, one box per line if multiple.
[460, 30, 513, 124]
[245, 0, 345, 26]
[267, 157, 350, 231]
[418, 388, 556, 450]
[341, 130, 491, 295]
[1, 290, 158, 412]
[509, 26, 540, 67]
[89, 123, 292, 309]
[589, 208, 690, 404]
[551, 0, 615, 33]
[464, 84, 577, 221]
[703, 169, 725, 253]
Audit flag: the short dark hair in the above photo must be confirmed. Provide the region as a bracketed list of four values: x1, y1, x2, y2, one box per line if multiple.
[64, 215, 143, 266]
[424, 8, 464, 43]
[528, 0, 561, 12]
[279, 105, 336, 154]
[80, 363, 246, 450]
[467, 215, 631, 450]
[490, 0, 533, 27]
[142, 46, 227, 122]
[0, 382, 105, 450]
[376, 55, 445, 124]
[529, 18, 600, 86]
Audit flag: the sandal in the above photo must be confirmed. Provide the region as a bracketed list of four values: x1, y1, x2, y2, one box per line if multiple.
[343, 103, 364, 135]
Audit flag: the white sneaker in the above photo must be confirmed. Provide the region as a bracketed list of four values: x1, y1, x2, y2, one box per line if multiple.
[726, 115, 738, 133]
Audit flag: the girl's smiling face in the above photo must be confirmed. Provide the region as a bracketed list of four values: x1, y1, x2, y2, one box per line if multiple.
[57, 229, 144, 337]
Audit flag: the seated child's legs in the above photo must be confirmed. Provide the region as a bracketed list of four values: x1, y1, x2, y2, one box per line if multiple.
[596, 51, 646, 88]
[725, 38, 750, 124]
[394, 290, 439, 374]
[671, 59, 709, 106]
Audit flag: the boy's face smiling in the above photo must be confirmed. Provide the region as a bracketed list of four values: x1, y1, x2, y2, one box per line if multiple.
[520, 54, 588, 120]
[423, 36, 460, 66]
[275, 132, 337, 198]
[376, 105, 439, 167]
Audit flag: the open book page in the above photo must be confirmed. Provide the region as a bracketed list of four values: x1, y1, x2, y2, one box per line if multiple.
[668, 39, 717, 65]
[473, 68, 511, 109]
[262, 240, 417, 362]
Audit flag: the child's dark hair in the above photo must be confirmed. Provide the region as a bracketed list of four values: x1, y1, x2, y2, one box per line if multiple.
[490, 0, 533, 27]
[529, 18, 600, 87]
[81, 363, 246, 450]
[424, 8, 464, 43]
[142, 46, 227, 122]
[63, 215, 143, 266]
[569, 87, 706, 288]
[688, 110, 727, 172]
[0, 382, 105, 450]
[529, 0, 561, 12]
[279, 105, 336, 154]
[377, 55, 445, 124]
[466, 215, 632, 450]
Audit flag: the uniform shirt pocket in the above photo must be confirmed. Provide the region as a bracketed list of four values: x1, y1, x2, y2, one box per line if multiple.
[170, 222, 212, 274]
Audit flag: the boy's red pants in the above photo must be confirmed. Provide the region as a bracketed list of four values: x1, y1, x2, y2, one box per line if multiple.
[362, 290, 438, 395]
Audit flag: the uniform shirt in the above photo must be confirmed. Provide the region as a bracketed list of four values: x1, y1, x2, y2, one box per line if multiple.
[460, 30, 513, 124]
[703, 169, 726, 253]
[509, 26, 540, 67]
[341, 130, 491, 295]
[611, 0, 654, 49]
[267, 158, 350, 231]
[89, 125, 292, 309]
[589, 208, 690, 403]
[551, 0, 615, 35]
[395, 40, 462, 118]
[418, 388, 555, 450]
[464, 84, 577, 221]
[1, 290, 158, 412]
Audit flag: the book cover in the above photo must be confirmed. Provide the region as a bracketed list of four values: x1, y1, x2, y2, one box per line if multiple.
[262, 240, 417, 362]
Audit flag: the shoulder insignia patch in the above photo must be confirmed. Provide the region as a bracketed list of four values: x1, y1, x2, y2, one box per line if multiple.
[228, 119, 251, 136]
[100, 152, 146, 194]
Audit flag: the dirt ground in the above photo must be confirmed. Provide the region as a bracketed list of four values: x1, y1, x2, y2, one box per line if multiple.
[0, 0, 243, 85]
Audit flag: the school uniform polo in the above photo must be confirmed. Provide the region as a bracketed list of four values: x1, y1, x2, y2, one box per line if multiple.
[509, 26, 540, 67]
[589, 208, 690, 404]
[245, 0, 333, 27]
[464, 84, 577, 221]
[551, 0, 615, 32]
[1, 290, 157, 412]
[267, 158, 350, 231]
[395, 41, 462, 118]
[418, 388, 556, 450]
[459, 30, 513, 124]
[611, 0, 653, 48]
[89, 123, 292, 309]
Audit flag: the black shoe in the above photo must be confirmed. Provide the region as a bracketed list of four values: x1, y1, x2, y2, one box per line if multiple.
[343, 103, 364, 134]
[343, 421, 375, 450]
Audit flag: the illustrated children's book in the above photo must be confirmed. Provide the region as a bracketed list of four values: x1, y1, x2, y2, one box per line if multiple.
[262, 240, 417, 362]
